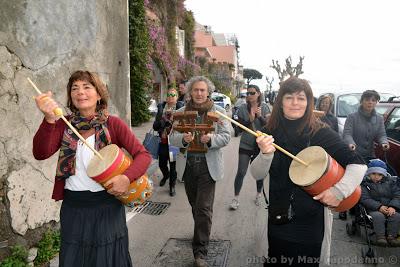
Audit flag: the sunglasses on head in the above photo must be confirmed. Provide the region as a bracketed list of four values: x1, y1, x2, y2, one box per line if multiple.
[167, 93, 177, 97]
[246, 91, 256, 96]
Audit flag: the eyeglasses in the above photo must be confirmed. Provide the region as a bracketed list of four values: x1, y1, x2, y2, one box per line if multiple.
[246, 91, 256, 96]
[167, 93, 177, 97]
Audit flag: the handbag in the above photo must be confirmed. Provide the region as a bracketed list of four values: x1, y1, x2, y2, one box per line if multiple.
[143, 130, 160, 159]
[169, 145, 179, 162]
[167, 124, 179, 162]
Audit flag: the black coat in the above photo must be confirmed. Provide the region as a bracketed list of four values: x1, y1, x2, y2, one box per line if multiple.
[360, 176, 400, 211]
[321, 113, 338, 132]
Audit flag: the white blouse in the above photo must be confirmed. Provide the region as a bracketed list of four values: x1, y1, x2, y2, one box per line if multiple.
[65, 135, 105, 192]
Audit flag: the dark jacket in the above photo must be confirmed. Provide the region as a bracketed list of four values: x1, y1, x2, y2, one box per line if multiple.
[360, 175, 400, 211]
[237, 102, 271, 151]
[321, 113, 338, 132]
[153, 101, 184, 137]
[343, 107, 388, 159]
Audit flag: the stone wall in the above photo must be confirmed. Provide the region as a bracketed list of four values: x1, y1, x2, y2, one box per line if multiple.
[0, 0, 130, 258]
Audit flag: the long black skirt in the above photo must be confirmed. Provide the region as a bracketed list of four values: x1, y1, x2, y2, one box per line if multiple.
[59, 190, 132, 267]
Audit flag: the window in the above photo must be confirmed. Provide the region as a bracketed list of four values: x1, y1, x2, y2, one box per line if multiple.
[386, 107, 400, 142]
[376, 106, 390, 115]
[337, 94, 361, 117]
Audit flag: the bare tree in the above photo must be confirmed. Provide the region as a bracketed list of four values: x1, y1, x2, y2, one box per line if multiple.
[265, 76, 274, 92]
[271, 60, 287, 82]
[271, 56, 305, 82]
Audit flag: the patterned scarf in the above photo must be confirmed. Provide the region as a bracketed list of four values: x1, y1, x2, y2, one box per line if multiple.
[55, 109, 111, 180]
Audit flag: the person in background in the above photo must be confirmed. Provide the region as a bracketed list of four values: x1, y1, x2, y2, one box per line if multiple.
[317, 94, 338, 132]
[341, 90, 390, 220]
[250, 77, 366, 266]
[360, 159, 400, 247]
[153, 87, 184, 196]
[234, 93, 246, 108]
[169, 76, 231, 267]
[230, 85, 271, 210]
[33, 70, 151, 266]
[178, 80, 187, 103]
[343, 89, 390, 161]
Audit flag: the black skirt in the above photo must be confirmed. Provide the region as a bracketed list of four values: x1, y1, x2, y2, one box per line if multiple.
[59, 190, 132, 267]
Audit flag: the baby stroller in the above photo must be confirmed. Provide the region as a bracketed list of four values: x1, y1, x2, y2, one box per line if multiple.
[346, 203, 378, 262]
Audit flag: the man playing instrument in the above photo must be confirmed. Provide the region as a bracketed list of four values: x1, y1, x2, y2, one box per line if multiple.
[169, 76, 231, 267]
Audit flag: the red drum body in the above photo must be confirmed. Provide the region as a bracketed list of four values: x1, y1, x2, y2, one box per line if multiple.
[87, 144, 153, 207]
[289, 146, 360, 212]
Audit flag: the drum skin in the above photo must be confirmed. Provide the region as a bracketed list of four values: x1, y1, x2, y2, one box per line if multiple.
[87, 144, 152, 207]
[289, 146, 361, 212]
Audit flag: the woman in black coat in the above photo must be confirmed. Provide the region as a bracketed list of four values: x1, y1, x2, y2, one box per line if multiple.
[153, 88, 184, 196]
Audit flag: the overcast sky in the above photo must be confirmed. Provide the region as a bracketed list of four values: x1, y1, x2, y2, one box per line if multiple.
[185, 0, 400, 96]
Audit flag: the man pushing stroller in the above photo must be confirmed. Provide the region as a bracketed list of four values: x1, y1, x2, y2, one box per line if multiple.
[359, 159, 400, 247]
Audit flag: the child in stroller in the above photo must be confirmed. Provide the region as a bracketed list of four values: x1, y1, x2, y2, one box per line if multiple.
[359, 159, 400, 247]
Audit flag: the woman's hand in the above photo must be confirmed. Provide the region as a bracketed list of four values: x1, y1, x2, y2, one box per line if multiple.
[313, 188, 341, 208]
[387, 207, 396, 216]
[379, 205, 389, 215]
[256, 107, 262, 117]
[34, 91, 59, 123]
[103, 174, 130, 196]
[255, 131, 275, 154]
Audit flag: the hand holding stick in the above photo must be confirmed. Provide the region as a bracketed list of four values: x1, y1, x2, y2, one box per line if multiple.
[27, 77, 103, 160]
[215, 110, 308, 166]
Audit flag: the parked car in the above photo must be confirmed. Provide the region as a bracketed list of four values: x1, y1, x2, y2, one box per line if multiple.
[317, 92, 395, 136]
[211, 92, 232, 111]
[374, 96, 400, 176]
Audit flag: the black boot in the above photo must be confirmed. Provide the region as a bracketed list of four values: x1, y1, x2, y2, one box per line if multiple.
[160, 177, 168, 187]
[169, 186, 176, 197]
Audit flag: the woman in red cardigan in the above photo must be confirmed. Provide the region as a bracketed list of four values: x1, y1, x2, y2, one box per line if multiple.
[33, 70, 151, 267]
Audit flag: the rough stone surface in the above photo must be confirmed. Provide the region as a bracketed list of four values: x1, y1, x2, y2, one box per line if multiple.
[0, 0, 130, 258]
[7, 165, 60, 235]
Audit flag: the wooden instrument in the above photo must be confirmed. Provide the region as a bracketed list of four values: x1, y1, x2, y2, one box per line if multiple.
[289, 146, 361, 212]
[172, 111, 219, 152]
[87, 144, 153, 207]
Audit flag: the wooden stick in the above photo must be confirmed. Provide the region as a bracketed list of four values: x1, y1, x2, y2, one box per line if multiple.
[215, 110, 309, 166]
[27, 77, 103, 160]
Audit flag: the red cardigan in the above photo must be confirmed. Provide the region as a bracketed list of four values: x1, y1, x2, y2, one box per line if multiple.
[33, 115, 151, 201]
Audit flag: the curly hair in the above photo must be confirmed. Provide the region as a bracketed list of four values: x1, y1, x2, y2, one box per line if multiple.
[185, 76, 215, 98]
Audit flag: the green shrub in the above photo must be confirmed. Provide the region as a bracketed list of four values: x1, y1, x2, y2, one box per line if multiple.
[34, 230, 60, 266]
[0, 245, 28, 267]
